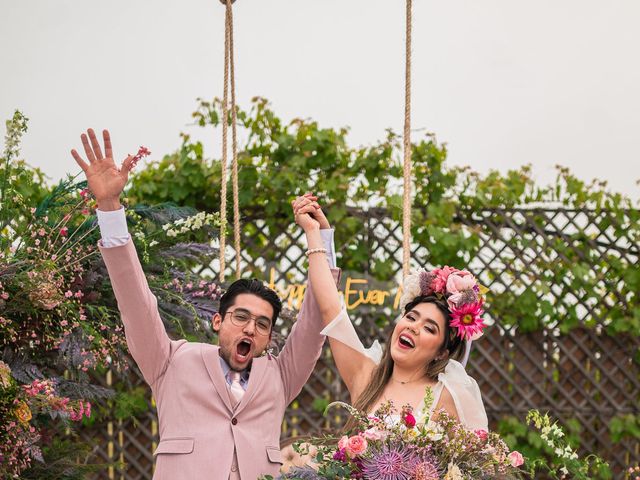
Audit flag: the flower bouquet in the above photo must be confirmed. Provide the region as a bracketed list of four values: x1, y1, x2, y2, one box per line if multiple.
[0, 111, 225, 477]
[269, 389, 524, 480]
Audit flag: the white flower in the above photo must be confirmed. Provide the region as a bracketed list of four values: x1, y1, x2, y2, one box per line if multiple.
[149, 240, 159, 247]
[444, 463, 463, 480]
[424, 420, 444, 441]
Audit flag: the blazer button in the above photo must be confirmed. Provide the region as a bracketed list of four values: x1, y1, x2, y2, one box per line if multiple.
[231, 464, 238, 472]
[231, 417, 238, 425]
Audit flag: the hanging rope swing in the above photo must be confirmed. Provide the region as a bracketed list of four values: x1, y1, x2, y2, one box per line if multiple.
[402, 0, 413, 277]
[217, 0, 413, 280]
[219, 0, 242, 282]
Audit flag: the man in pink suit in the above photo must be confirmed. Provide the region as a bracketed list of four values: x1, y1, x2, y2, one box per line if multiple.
[71, 129, 338, 479]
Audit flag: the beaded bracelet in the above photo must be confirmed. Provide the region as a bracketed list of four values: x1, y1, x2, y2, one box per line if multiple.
[305, 248, 328, 256]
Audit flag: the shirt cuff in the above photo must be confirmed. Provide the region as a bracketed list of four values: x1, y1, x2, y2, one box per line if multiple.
[96, 207, 130, 248]
[319, 228, 336, 269]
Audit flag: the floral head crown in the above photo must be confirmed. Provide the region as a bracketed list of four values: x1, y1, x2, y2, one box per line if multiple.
[399, 266, 488, 341]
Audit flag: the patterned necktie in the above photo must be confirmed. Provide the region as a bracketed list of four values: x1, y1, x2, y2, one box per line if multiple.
[228, 371, 245, 407]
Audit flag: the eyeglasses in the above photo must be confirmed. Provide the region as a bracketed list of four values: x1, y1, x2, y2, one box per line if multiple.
[225, 309, 272, 336]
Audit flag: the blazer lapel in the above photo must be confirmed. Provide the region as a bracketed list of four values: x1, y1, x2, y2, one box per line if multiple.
[234, 354, 268, 415]
[201, 345, 234, 413]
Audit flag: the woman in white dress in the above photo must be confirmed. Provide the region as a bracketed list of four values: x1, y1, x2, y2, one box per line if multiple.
[294, 195, 488, 431]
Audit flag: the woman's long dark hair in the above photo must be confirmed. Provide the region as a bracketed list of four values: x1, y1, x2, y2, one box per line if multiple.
[345, 295, 465, 430]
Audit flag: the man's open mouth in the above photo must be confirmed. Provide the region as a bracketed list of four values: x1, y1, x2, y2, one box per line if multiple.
[236, 339, 253, 359]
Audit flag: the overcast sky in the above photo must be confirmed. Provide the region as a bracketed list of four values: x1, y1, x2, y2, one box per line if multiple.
[1, 0, 639, 201]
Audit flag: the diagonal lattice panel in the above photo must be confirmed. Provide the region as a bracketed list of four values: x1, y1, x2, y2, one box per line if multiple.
[80, 207, 639, 478]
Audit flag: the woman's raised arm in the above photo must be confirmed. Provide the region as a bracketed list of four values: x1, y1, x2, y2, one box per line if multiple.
[293, 196, 375, 400]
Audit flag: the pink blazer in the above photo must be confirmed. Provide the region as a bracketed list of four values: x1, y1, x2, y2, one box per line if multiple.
[100, 240, 339, 479]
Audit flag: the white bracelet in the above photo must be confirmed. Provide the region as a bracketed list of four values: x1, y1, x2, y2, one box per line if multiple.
[305, 247, 328, 256]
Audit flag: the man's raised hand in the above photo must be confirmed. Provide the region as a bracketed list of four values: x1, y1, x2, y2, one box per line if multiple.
[71, 129, 134, 211]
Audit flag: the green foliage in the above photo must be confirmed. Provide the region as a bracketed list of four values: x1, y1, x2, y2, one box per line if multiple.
[112, 386, 150, 420]
[312, 396, 330, 415]
[129, 97, 639, 336]
[498, 413, 612, 479]
[609, 414, 640, 443]
[20, 438, 111, 480]
[1, 110, 49, 248]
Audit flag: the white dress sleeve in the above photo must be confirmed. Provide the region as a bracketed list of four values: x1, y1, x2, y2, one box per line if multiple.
[320, 308, 384, 364]
[434, 359, 488, 431]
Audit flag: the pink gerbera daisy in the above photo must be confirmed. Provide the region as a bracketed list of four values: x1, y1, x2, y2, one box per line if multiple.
[449, 301, 486, 340]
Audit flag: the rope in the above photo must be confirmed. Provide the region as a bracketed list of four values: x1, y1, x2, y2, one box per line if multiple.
[219, 0, 242, 282]
[227, 1, 241, 280]
[402, 0, 413, 277]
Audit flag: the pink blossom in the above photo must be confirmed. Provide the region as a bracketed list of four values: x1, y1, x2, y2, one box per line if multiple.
[430, 266, 459, 294]
[403, 411, 416, 428]
[367, 415, 382, 424]
[362, 427, 387, 441]
[345, 435, 368, 457]
[74, 291, 84, 299]
[449, 301, 486, 341]
[508, 451, 524, 467]
[338, 435, 349, 450]
[474, 429, 488, 442]
[446, 271, 475, 294]
[129, 146, 152, 170]
[64, 291, 73, 298]
[60, 227, 68, 237]
[60, 320, 68, 327]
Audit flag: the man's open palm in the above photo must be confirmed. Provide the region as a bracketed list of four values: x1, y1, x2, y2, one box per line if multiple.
[71, 129, 133, 206]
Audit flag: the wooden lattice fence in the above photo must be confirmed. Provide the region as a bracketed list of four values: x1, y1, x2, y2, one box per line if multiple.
[82, 207, 639, 478]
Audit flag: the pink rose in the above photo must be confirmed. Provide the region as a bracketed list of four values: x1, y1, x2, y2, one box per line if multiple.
[338, 435, 349, 450]
[345, 435, 368, 457]
[430, 266, 459, 293]
[474, 429, 488, 442]
[446, 271, 476, 295]
[362, 427, 387, 441]
[508, 450, 524, 467]
[403, 412, 416, 428]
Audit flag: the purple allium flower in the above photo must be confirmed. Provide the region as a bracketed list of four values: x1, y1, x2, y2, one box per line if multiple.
[361, 443, 418, 480]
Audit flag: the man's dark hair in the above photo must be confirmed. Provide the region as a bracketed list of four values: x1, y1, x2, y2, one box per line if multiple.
[219, 278, 282, 326]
